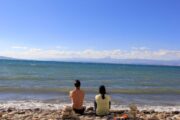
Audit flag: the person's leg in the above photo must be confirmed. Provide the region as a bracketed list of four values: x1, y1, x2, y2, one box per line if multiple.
[81, 107, 85, 114]
[73, 109, 80, 114]
[73, 107, 85, 115]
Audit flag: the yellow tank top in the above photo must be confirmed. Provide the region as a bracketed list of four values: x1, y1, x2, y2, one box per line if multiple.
[95, 94, 111, 116]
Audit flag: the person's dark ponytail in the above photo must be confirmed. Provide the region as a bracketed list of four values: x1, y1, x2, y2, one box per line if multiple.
[99, 85, 106, 99]
[102, 93, 105, 99]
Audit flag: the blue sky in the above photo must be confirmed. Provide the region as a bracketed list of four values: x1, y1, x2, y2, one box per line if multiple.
[0, 0, 180, 60]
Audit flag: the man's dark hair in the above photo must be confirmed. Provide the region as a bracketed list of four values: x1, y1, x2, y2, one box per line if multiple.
[74, 80, 81, 88]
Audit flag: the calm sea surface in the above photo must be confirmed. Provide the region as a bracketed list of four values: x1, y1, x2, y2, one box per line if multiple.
[0, 59, 180, 109]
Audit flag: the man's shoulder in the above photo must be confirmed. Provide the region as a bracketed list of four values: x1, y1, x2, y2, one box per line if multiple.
[70, 89, 76, 94]
[80, 89, 84, 93]
[71, 89, 84, 94]
[77, 89, 84, 96]
[71, 89, 76, 92]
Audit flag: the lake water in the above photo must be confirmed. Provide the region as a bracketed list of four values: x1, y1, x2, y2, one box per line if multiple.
[0, 59, 180, 111]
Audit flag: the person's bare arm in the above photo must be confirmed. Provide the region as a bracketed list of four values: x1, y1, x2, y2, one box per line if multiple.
[109, 101, 111, 109]
[82, 91, 85, 100]
[69, 91, 72, 98]
[94, 100, 97, 111]
[109, 96, 111, 109]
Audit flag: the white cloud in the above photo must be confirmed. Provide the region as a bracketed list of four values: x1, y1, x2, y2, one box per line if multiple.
[55, 46, 68, 50]
[12, 46, 28, 50]
[0, 48, 180, 60]
[132, 46, 149, 50]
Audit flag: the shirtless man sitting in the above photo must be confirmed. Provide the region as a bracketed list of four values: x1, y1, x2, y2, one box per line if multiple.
[69, 80, 85, 114]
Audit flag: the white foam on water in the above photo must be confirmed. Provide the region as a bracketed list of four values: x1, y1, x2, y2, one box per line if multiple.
[0, 101, 68, 110]
[111, 105, 180, 112]
[0, 100, 179, 112]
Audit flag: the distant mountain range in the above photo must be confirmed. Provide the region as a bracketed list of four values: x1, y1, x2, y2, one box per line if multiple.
[60, 58, 180, 66]
[96, 58, 180, 66]
[0, 56, 15, 60]
[0, 56, 180, 66]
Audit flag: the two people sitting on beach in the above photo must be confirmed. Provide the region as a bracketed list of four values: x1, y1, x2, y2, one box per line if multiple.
[69, 80, 111, 116]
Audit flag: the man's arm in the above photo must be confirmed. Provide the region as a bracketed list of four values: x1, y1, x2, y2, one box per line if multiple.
[69, 91, 72, 98]
[82, 91, 85, 100]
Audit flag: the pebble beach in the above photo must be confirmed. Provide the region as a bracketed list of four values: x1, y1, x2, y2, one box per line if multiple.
[0, 106, 179, 120]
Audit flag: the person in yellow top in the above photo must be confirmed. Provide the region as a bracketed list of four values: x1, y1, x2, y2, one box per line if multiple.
[94, 85, 111, 116]
[69, 80, 85, 114]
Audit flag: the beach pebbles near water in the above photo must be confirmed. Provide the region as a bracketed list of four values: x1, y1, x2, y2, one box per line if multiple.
[0, 107, 179, 120]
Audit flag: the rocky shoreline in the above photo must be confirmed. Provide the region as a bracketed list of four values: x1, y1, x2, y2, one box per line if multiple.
[0, 107, 179, 120]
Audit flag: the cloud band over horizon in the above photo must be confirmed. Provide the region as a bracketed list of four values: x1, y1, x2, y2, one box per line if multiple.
[0, 47, 180, 61]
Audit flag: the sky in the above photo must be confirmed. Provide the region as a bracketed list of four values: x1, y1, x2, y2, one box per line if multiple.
[0, 0, 180, 60]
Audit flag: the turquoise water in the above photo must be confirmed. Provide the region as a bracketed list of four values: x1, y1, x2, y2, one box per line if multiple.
[0, 59, 180, 106]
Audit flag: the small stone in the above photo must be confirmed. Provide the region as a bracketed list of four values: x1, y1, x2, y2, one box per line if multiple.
[149, 109, 155, 114]
[172, 111, 179, 114]
[7, 107, 15, 112]
[34, 108, 40, 112]
[156, 113, 166, 119]
[172, 114, 180, 120]
[86, 107, 94, 111]
[18, 111, 25, 114]
[0, 112, 3, 117]
[149, 115, 160, 120]
[142, 110, 151, 114]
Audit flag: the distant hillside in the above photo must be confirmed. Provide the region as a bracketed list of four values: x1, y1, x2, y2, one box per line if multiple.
[0, 56, 15, 60]
[0, 56, 180, 66]
[111, 59, 180, 66]
[51, 58, 180, 66]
